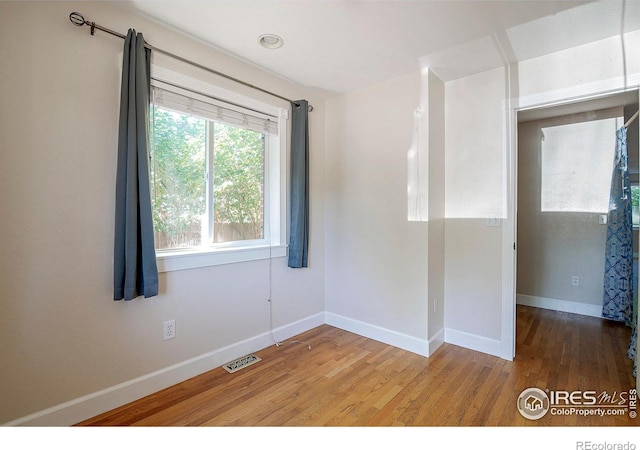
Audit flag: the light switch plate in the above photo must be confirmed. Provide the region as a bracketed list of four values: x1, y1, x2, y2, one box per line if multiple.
[485, 216, 500, 227]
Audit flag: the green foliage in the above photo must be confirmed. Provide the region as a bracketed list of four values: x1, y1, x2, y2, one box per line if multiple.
[632, 185, 640, 227]
[212, 123, 264, 242]
[150, 107, 206, 248]
[150, 106, 264, 249]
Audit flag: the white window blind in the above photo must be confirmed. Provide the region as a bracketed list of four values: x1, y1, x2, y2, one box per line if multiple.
[151, 84, 279, 136]
[541, 117, 620, 213]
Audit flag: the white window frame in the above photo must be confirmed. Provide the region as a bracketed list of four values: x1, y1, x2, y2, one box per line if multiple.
[632, 184, 639, 229]
[150, 66, 288, 272]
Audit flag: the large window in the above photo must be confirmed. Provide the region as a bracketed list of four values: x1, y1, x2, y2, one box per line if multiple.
[540, 117, 620, 213]
[149, 68, 287, 271]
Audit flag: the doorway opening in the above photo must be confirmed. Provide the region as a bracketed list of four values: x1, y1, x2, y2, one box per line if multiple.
[514, 90, 639, 360]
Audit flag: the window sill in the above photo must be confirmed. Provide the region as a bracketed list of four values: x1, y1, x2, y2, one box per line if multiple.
[156, 244, 287, 273]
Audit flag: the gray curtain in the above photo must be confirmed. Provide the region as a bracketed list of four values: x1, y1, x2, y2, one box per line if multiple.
[288, 100, 309, 268]
[113, 29, 158, 300]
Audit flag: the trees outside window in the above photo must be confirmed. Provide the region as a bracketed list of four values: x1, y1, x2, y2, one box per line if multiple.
[150, 104, 265, 251]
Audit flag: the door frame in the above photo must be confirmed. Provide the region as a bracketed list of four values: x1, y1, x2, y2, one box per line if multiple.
[502, 75, 640, 362]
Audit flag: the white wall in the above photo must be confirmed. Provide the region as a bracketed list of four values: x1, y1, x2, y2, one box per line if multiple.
[5, 1, 640, 427]
[0, 1, 325, 425]
[325, 70, 432, 353]
[444, 67, 506, 353]
[517, 33, 637, 101]
[427, 70, 446, 347]
[443, 28, 640, 357]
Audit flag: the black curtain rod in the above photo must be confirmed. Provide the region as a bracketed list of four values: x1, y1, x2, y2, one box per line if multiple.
[69, 12, 312, 111]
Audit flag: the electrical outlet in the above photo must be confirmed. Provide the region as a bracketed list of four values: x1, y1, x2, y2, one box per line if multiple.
[571, 276, 579, 287]
[163, 320, 176, 340]
[485, 216, 500, 227]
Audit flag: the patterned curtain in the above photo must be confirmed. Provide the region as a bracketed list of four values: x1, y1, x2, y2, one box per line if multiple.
[602, 126, 636, 377]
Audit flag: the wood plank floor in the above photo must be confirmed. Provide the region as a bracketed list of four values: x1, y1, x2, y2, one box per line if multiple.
[76, 305, 637, 426]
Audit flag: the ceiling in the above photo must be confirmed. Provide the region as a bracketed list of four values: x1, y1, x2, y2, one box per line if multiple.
[128, 0, 640, 96]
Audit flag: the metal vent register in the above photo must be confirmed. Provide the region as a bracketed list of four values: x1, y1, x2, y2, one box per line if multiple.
[222, 354, 261, 373]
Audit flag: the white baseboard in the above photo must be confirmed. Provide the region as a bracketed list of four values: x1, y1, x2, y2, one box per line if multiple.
[517, 294, 602, 318]
[5, 313, 324, 427]
[444, 328, 502, 358]
[6, 311, 518, 426]
[325, 312, 430, 357]
[428, 328, 445, 355]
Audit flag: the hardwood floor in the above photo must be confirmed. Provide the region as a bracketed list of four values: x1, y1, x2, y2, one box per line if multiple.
[76, 305, 637, 426]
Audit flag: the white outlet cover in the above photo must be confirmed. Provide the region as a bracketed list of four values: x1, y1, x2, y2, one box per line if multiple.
[485, 217, 501, 227]
[163, 320, 176, 340]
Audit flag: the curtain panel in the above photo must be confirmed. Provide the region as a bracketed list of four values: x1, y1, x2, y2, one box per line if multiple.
[288, 100, 310, 268]
[602, 126, 636, 377]
[113, 29, 159, 300]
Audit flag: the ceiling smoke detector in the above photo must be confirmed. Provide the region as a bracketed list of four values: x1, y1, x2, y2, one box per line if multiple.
[258, 34, 284, 49]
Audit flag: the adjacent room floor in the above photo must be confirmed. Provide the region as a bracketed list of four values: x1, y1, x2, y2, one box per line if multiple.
[76, 305, 637, 426]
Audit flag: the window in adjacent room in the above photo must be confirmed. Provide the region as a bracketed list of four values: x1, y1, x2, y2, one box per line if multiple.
[632, 184, 639, 227]
[540, 116, 621, 213]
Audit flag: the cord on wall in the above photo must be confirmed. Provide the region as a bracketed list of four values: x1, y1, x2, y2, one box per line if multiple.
[267, 244, 312, 350]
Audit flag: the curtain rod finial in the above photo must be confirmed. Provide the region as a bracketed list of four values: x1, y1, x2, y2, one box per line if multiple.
[69, 12, 86, 27]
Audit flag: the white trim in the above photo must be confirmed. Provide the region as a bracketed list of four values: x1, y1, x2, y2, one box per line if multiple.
[156, 244, 287, 272]
[325, 312, 430, 357]
[151, 65, 286, 117]
[4, 310, 527, 426]
[505, 74, 640, 112]
[501, 64, 517, 362]
[444, 328, 502, 358]
[4, 313, 324, 427]
[428, 328, 445, 355]
[516, 294, 603, 318]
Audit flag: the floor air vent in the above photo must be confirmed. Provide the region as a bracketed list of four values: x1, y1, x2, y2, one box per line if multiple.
[222, 354, 261, 373]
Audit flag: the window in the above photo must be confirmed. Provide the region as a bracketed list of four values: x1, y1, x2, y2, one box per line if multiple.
[150, 88, 268, 248]
[632, 185, 639, 227]
[540, 117, 620, 213]
[149, 67, 287, 272]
